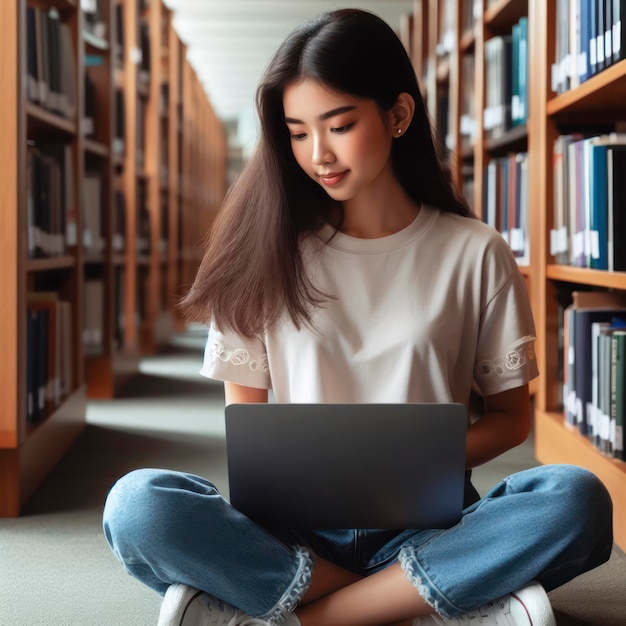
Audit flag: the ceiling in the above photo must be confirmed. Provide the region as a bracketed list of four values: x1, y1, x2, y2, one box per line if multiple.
[162, 1, 414, 129]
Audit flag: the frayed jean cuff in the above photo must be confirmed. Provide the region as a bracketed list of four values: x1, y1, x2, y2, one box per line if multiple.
[261, 547, 313, 624]
[399, 545, 464, 620]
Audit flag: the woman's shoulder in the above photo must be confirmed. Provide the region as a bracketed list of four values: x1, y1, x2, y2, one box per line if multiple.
[433, 207, 511, 249]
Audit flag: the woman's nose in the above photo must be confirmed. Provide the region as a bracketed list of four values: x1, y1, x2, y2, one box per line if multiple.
[312, 138, 335, 166]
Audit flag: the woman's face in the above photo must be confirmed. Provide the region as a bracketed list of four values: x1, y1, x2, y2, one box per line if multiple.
[283, 79, 396, 204]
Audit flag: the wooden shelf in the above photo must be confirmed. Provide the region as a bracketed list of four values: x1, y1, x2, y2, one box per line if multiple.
[26, 102, 77, 135]
[546, 265, 626, 290]
[485, 0, 528, 33]
[26, 255, 76, 272]
[485, 124, 528, 155]
[535, 410, 626, 549]
[37, 0, 77, 13]
[547, 59, 626, 117]
[84, 137, 110, 157]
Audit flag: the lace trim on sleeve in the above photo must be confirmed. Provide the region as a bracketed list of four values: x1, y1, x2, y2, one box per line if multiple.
[474, 335, 536, 379]
[208, 341, 269, 374]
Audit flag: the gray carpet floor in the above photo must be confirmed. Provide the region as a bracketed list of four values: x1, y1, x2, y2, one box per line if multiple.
[0, 328, 624, 625]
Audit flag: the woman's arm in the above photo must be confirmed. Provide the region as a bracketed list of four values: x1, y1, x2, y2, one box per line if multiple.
[224, 381, 268, 405]
[465, 384, 531, 469]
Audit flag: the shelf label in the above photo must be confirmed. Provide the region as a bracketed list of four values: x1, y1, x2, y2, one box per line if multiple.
[510, 228, 525, 253]
[590, 230, 600, 260]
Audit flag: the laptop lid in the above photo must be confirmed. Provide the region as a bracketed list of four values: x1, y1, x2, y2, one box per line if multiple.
[225, 403, 467, 529]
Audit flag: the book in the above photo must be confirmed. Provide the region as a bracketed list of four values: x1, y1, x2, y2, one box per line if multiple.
[607, 145, 626, 271]
[613, 0, 625, 64]
[598, 324, 613, 452]
[565, 291, 626, 434]
[483, 35, 512, 138]
[26, 7, 40, 103]
[574, 308, 624, 436]
[551, 134, 582, 264]
[58, 300, 74, 396]
[28, 292, 60, 411]
[591, 321, 612, 448]
[518, 17, 528, 124]
[579, 0, 592, 83]
[587, 135, 626, 270]
[611, 330, 626, 460]
[83, 279, 105, 356]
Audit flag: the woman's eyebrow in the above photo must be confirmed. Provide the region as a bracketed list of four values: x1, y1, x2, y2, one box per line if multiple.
[284, 105, 357, 124]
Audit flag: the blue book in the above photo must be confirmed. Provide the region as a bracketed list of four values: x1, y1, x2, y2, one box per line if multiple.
[511, 23, 520, 125]
[589, 142, 609, 270]
[579, 0, 592, 82]
[590, 0, 598, 75]
[518, 17, 528, 123]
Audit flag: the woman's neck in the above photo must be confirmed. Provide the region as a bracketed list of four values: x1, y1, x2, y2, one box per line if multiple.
[338, 179, 421, 239]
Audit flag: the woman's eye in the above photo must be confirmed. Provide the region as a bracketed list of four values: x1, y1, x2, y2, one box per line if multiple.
[290, 133, 307, 141]
[331, 122, 355, 134]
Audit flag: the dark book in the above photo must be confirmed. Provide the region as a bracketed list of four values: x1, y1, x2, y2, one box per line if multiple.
[84, 69, 97, 137]
[113, 190, 126, 252]
[597, 0, 606, 73]
[26, 7, 39, 103]
[28, 292, 61, 409]
[115, 2, 124, 65]
[605, 0, 613, 69]
[26, 310, 37, 423]
[574, 307, 626, 436]
[565, 291, 626, 432]
[613, 0, 626, 63]
[607, 145, 626, 271]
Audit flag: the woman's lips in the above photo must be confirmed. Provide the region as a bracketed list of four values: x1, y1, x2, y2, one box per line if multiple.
[320, 171, 348, 187]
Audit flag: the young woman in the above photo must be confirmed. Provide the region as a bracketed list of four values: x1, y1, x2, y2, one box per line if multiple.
[103, 9, 613, 626]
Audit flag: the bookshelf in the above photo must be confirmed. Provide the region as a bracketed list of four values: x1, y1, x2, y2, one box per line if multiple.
[0, 0, 227, 516]
[408, 0, 626, 549]
[0, 0, 86, 517]
[527, 1, 626, 551]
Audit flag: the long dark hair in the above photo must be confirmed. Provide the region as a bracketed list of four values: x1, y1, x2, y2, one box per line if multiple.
[181, 8, 473, 336]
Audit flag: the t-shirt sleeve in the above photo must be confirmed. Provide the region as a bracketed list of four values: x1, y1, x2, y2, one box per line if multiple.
[199, 323, 272, 389]
[473, 240, 539, 397]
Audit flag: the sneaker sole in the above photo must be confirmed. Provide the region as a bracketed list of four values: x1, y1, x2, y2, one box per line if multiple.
[158, 584, 205, 626]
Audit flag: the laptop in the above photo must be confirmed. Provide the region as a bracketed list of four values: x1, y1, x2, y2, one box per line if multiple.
[225, 403, 467, 529]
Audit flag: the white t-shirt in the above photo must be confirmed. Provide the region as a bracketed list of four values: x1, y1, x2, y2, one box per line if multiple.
[200, 204, 538, 405]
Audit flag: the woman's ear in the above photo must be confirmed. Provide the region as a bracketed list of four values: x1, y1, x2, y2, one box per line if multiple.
[388, 92, 415, 137]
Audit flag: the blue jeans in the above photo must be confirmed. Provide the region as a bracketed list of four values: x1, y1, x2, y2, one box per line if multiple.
[103, 464, 612, 621]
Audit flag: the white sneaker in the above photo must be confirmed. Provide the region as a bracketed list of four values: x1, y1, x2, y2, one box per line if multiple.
[412, 581, 556, 625]
[157, 583, 282, 626]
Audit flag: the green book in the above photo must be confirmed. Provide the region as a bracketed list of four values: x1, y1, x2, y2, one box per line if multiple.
[610, 330, 626, 460]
